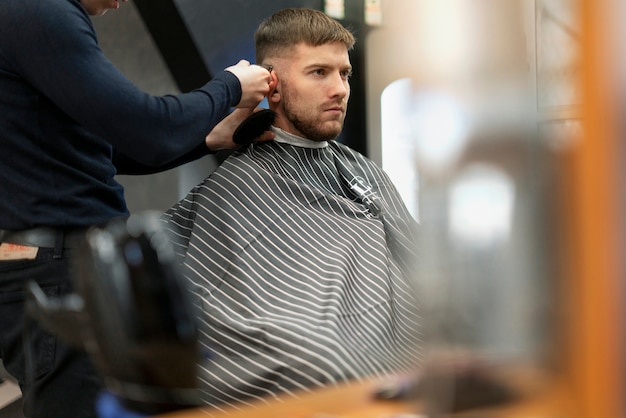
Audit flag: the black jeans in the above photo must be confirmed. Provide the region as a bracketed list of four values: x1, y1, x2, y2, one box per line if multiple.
[0, 247, 103, 418]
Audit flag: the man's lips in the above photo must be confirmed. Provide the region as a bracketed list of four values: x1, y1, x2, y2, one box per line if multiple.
[325, 106, 344, 114]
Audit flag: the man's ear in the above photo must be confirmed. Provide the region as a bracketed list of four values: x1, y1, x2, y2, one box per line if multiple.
[268, 70, 278, 90]
[268, 71, 280, 103]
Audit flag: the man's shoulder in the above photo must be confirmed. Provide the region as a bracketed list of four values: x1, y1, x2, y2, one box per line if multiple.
[3, 0, 84, 19]
[329, 141, 383, 171]
[1, 0, 91, 46]
[38, 0, 91, 27]
[199, 145, 275, 187]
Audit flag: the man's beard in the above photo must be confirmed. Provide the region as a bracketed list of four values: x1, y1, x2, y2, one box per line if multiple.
[282, 90, 345, 142]
[287, 111, 342, 142]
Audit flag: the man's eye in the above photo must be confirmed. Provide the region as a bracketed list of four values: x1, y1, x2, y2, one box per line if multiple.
[342, 71, 353, 79]
[314, 69, 325, 76]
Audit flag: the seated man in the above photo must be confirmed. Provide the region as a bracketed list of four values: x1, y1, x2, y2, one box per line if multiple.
[162, 7, 422, 408]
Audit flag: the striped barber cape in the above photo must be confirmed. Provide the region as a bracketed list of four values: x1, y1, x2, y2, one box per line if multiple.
[162, 131, 423, 408]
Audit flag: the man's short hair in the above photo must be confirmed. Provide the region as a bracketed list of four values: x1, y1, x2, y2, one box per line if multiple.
[255, 8, 355, 64]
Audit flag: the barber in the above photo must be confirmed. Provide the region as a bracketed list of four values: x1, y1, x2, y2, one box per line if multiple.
[0, 0, 272, 417]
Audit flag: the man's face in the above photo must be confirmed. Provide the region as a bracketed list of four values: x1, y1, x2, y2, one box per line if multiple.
[80, 0, 126, 16]
[271, 42, 352, 142]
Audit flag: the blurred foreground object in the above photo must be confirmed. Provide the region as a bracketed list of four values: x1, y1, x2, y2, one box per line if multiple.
[414, 94, 560, 416]
[379, 0, 568, 416]
[25, 212, 201, 415]
[97, 391, 147, 418]
[394, 0, 623, 416]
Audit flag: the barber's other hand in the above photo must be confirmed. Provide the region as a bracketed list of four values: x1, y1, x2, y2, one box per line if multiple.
[205, 108, 275, 151]
[226, 60, 271, 108]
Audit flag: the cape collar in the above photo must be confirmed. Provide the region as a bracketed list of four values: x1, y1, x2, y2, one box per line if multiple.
[271, 127, 330, 149]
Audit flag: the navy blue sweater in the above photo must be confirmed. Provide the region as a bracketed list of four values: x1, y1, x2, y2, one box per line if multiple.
[0, 0, 242, 229]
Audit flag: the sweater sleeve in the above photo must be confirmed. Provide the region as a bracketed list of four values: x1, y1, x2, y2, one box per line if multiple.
[112, 142, 211, 175]
[11, 0, 241, 167]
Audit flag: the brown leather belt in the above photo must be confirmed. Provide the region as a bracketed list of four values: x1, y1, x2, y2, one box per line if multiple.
[0, 227, 88, 248]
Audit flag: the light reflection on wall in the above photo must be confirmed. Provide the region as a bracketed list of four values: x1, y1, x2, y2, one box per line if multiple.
[380, 78, 418, 219]
[448, 164, 515, 247]
[412, 91, 469, 175]
[381, 85, 472, 221]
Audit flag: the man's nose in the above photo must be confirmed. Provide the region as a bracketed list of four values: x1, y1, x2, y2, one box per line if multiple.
[328, 73, 349, 98]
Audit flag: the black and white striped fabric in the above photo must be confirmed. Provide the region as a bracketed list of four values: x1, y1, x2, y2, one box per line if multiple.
[162, 130, 422, 408]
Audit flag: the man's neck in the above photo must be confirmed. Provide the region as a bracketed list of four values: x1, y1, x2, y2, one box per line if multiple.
[271, 127, 329, 149]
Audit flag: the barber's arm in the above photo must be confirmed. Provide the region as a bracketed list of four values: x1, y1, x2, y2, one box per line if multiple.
[112, 143, 209, 175]
[204, 108, 276, 151]
[13, 1, 268, 168]
[113, 106, 276, 174]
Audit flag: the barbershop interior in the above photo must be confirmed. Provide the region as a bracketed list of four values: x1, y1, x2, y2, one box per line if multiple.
[1, 0, 624, 417]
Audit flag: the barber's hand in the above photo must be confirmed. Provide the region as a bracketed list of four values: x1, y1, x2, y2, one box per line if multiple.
[205, 108, 275, 151]
[225, 60, 271, 108]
